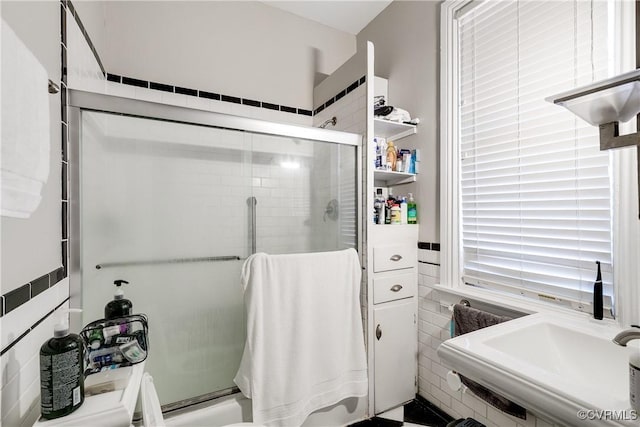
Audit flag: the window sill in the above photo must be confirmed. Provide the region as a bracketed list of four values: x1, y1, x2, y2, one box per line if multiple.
[434, 284, 619, 327]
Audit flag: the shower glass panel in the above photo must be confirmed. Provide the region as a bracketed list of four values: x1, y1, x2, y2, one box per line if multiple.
[79, 110, 357, 407]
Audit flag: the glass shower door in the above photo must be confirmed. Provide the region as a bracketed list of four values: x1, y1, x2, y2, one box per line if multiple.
[79, 110, 358, 408]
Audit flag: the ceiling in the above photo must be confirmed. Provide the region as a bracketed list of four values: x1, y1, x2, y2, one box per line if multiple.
[262, 1, 393, 35]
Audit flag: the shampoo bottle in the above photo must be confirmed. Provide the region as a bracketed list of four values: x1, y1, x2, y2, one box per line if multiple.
[400, 197, 408, 224]
[105, 279, 133, 319]
[40, 309, 84, 419]
[630, 340, 640, 412]
[386, 141, 397, 171]
[407, 193, 418, 224]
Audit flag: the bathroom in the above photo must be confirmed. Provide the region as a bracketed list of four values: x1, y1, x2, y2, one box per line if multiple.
[1, 1, 639, 427]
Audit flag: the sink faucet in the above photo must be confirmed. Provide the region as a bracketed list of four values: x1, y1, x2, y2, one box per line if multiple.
[612, 325, 640, 346]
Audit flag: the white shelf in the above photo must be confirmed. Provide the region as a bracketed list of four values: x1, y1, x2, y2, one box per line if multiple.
[374, 118, 417, 141]
[374, 170, 417, 186]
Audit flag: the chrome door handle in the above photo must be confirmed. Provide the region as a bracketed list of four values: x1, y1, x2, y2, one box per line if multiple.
[376, 324, 382, 340]
[390, 284, 403, 292]
[390, 254, 403, 261]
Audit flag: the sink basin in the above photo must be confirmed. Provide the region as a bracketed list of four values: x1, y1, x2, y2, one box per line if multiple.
[437, 312, 633, 426]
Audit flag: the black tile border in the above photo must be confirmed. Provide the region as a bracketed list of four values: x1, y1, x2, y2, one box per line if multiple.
[314, 75, 366, 115]
[1, 268, 66, 317]
[0, 297, 70, 356]
[418, 242, 440, 251]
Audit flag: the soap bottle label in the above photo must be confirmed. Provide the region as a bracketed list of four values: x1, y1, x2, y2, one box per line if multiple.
[631, 363, 640, 411]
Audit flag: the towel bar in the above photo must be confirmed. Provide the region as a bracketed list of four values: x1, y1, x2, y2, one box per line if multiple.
[48, 79, 59, 94]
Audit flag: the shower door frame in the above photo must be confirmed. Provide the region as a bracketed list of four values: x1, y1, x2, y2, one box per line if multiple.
[66, 89, 363, 412]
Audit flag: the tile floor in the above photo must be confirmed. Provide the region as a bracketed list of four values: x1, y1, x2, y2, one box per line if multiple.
[349, 395, 459, 427]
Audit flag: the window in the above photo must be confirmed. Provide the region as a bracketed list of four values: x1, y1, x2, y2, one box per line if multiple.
[442, 0, 621, 314]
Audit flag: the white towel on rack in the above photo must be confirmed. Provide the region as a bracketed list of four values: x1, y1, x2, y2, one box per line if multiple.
[234, 248, 368, 427]
[1, 18, 50, 218]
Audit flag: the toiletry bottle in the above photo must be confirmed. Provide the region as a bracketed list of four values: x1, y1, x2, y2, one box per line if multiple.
[400, 197, 408, 224]
[391, 204, 401, 224]
[40, 309, 85, 420]
[593, 261, 603, 320]
[630, 340, 640, 412]
[386, 141, 397, 171]
[105, 280, 133, 319]
[407, 193, 417, 224]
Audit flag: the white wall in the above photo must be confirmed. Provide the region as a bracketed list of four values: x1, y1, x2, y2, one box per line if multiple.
[99, 1, 356, 110]
[357, 1, 440, 244]
[0, 2, 67, 425]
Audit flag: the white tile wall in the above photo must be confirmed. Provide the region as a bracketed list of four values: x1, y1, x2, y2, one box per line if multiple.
[416, 249, 558, 427]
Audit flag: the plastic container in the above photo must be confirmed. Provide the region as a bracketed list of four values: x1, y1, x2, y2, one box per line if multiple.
[40, 309, 85, 419]
[630, 341, 640, 412]
[386, 141, 397, 171]
[105, 280, 133, 320]
[400, 197, 408, 224]
[390, 205, 401, 224]
[408, 193, 417, 224]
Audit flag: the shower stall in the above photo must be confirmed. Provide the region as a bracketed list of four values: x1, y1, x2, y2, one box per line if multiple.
[67, 91, 362, 412]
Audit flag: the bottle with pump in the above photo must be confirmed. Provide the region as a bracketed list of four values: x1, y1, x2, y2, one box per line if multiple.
[400, 197, 408, 224]
[105, 279, 133, 319]
[407, 193, 417, 224]
[593, 261, 603, 320]
[40, 309, 84, 419]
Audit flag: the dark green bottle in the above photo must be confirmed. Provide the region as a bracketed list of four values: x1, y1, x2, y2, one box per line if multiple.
[40, 314, 85, 419]
[105, 279, 133, 319]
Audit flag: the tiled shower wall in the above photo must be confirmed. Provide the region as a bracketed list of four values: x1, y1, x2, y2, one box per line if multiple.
[417, 249, 554, 427]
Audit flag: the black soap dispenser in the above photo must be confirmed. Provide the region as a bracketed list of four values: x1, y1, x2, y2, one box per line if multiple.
[105, 279, 133, 319]
[593, 261, 603, 320]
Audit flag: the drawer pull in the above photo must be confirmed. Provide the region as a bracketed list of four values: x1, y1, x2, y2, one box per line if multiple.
[376, 324, 382, 340]
[390, 284, 403, 292]
[390, 254, 403, 262]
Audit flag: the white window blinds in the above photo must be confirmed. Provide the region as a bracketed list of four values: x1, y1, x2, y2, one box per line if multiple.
[458, 0, 614, 307]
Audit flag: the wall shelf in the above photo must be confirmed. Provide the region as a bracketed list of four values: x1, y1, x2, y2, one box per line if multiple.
[374, 170, 417, 186]
[374, 118, 417, 141]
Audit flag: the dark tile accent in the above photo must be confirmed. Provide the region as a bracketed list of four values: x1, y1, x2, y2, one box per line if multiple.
[348, 417, 402, 427]
[122, 76, 148, 88]
[62, 201, 68, 240]
[314, 104, 325, 115]
[175, 86, 197, 96]
[5, 285, 31, 314]
[418, 242, 431, 250]
[298, 108, 312, 116]
[359, 75, 366, 85]
[432, 243, 441, 251]
[107, 73, 122, 83]
[404, 395, 454, 427]
[221, 95, 241, 104]
[1, 296, 4, 317]
[347, 80, 359, 93]
[242, 98, 261, 107]
[325, 97, 335, 108]
[62, 241, 68, 277]
[150, 81, 173, 92]
[262, 102, 279, 111]
[31, 274, 50, 298]
[60, 3, 66, 46]
[62, 162, 68, 201]
[199, 91, 220, 100]
[335, 89, 346, 101]
[61, 122, 68, 162]
[66, 0, 76, 17]
[51, 267, 64, 285]
[0, 328, 30, 356]
[280, 105, 297, 114]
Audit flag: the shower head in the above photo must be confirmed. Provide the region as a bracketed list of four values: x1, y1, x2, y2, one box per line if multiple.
[319, 117, 337, 129]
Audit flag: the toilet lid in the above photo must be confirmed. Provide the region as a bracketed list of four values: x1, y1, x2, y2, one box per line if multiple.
[141, 373, 166, 427]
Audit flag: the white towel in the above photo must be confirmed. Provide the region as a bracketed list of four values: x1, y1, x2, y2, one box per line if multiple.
[234, 249, 368, 427]
[1, 19, 50, 218]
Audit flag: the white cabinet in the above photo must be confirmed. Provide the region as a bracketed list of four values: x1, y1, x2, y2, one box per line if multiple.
[373, 299, 417, 413]
[370, 225, 417, 414]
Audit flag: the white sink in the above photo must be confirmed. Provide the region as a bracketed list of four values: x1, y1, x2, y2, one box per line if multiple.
[437, 312, 634, 426]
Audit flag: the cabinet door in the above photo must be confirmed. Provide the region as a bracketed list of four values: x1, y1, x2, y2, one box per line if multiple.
[374, 299, 417, 413]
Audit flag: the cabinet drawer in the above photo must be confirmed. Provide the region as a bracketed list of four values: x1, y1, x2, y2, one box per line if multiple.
[373, 244, 415, 272]
[374, 272, 416, 304]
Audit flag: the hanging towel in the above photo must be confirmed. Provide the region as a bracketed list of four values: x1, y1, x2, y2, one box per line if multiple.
[1, 19, 50, 218]
[452, 304, 527, 420]
[234, 249, 368, 427]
